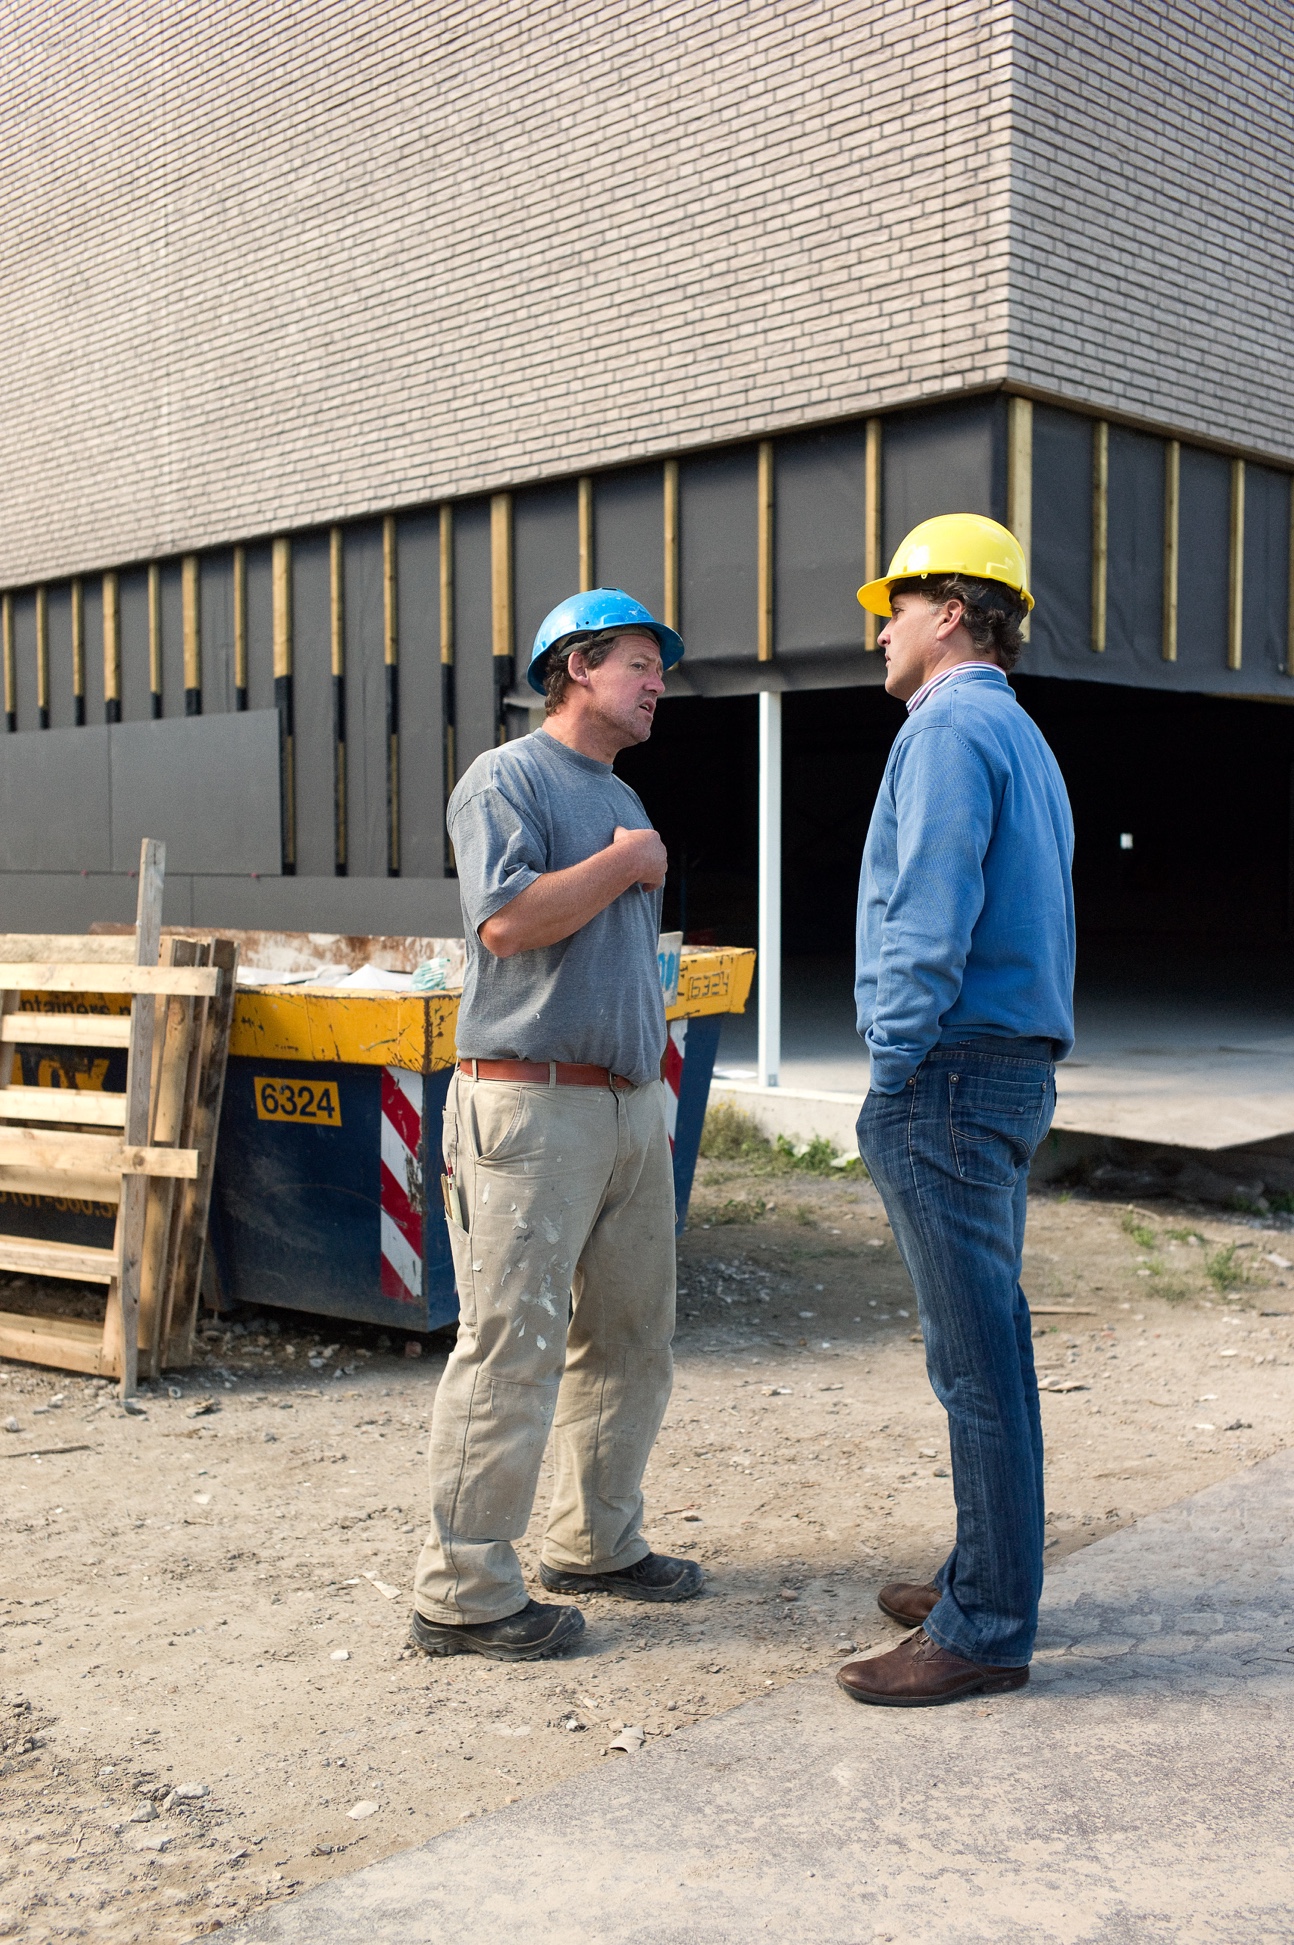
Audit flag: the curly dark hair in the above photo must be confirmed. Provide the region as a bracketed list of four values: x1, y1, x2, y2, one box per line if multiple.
[888, 573, 1029, 672]
[541, 630, 624, 715]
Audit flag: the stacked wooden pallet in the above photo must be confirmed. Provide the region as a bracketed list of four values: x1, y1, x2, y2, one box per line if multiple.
[0, 841, 238, 1395]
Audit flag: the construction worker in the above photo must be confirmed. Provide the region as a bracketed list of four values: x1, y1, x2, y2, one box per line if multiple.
[410, 590, 703, 1662]
[839, 514, 1075, 1707]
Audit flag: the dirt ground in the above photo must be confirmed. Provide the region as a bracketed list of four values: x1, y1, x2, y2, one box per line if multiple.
[1, 1161, 1291, 1943]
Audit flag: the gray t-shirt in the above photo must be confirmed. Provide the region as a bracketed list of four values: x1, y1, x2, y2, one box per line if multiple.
[447, 729, 665, 1086]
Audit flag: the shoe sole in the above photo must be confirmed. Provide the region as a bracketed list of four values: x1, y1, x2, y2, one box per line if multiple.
[836, 1667, 1029, 1707]
[538, 1568, 704, 1605]
[408, 1614, 585, 1664]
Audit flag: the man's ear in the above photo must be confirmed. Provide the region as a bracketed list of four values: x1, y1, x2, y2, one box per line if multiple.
[566, 650, 590, 687]
[934, 599, 965, 642]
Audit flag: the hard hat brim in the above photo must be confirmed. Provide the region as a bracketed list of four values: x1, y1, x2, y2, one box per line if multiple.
[526, 620, 685, 694]
[855, 574, 1035, 618]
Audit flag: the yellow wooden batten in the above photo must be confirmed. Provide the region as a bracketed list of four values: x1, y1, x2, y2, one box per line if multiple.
[225, 949, 755, 1072]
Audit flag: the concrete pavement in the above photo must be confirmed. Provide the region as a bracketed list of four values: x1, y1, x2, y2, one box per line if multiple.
[231, 1451, 1294, 1944]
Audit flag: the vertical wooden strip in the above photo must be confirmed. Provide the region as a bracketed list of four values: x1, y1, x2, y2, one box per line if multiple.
[182, 555, 202, 713]
[1228, 459, 1245, 671]
[138, 936, 196, 1379]
[663, 460, 680, 630]
[35, 586, 49, 727]
[491, 492, 514, 745]
[233, 545, 248, 708]
[148, 562, 163, 714]
[1287, 481, 1294, 679]
[272, 537, 295, 871]
[1163, 440, 1180, 662]
[863, 418, 882, 651]
[1007, 398, 1033, 642]
[757, 441, 774, 662]
[440, 505, 456, 866]
[71, 579, 86, 726]
[577, 477, 594, 592]
[116, 837, 165, 1398]
[330, 527, 347, 874]
[2, 593, 13, 729]
[103, 572, 121, 722]
[383, 515, 400, 873]
[161, 936, 238, 1368]
[1091, 420, 1109, 653]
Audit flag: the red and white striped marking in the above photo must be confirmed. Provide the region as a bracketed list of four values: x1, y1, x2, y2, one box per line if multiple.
[380, 1068, 424, 1303]
[662, 1019, 687, 1151]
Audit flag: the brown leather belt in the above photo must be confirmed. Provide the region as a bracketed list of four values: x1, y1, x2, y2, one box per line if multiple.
[458, 1058, 635, 1090]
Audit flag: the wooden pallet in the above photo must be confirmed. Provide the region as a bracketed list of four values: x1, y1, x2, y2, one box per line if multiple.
[0, 842, 238, 1394]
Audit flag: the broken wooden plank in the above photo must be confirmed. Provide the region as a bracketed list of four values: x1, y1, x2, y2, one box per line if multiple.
[0, 965, 219, 997]
[0, 1236, 118, 1281]
[0, 1014, 134, 1047]
[0, 1088, 127, 1127]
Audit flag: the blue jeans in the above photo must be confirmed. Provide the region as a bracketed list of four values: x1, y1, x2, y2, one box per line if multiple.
[856, 1036, 1057, 1667]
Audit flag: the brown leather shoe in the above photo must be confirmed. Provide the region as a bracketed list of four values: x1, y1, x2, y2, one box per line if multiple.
[837, 1628, 1029, 1708]
[877, 1579, 940, 1626]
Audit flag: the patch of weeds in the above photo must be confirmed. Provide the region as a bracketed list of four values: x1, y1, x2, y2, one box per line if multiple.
[1206, 1245, 1248, 1293]
[773, 1134, 863, 1177]
[1121, 1211, 1157, 1250]
[794, 1203, 817, 1226]
[1154, 1281, 1193, 1304]
[691, 1196, 768, 1227]
[1263, 1190, 1294, 1216]
[700, 1105, 773, 1163]
[1165, 1226, 1206, 1244]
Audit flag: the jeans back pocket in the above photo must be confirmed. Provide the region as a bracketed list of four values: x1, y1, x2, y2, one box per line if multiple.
[948, 1070, 1050, 1187]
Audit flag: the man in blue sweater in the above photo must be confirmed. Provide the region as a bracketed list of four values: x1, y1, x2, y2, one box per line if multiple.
[840, 513, 1075, 1708]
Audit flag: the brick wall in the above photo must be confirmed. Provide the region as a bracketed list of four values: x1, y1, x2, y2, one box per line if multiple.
[1009, 0, 1294, 459]
[0, 0, 1013, 584]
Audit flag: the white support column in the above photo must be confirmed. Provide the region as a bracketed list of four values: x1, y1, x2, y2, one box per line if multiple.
[757, 688, 782, 1089]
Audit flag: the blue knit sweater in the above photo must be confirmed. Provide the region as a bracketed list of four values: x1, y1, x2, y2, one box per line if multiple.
[855, 667, 1075, 1094]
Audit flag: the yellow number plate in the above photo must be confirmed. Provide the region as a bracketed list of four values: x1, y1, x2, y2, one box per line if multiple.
[254, 1076, 343, 1126]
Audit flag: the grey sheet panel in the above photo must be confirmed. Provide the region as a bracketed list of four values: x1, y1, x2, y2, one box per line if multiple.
[118, 568, 151, 721]
[1242, 464, 1291, 683]
[1026, 406, 1094, 675]
[46, 585, 76, 728]
[159, 559, 184, 714]
[0, 725, 112, 870]
[82, 578, 106, 726]
[679, 448, 758, 662]
[291, 531, 334, 877]
[594, 468, 664, 621]
[395, 511, 444, 880]
[512, 483, 578, 689]
[1176, 447, 1231, 676]
[110, 711, 282, 875]
[452, 499, 496, 777]
[343, 523, 389, 879]
[0, 870, 148, 931]
[188, 871, 465, 935]
[774, 427, 868, 656]
[201, 552, 237, 715]
[244, 544, 275, 714]
[11, 592, 38, 731]
[881, 397, 1007, 561]
[1105, 425, 1165, 680]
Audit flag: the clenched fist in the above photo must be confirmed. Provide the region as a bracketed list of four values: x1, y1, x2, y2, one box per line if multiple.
[613, 823, 668, 891]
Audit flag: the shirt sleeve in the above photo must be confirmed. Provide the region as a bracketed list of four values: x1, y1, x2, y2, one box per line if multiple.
[447, 782, 545, 935]
[864, 725, 998, 1093]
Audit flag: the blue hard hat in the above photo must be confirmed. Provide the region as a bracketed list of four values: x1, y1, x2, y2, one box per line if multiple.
[527, 588, 685, 695]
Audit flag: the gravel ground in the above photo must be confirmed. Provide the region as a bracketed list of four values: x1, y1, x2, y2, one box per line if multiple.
[0, 1164, 1290, 1942]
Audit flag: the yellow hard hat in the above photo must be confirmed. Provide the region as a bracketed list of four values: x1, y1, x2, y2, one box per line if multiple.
[856, 512, 1034, 616]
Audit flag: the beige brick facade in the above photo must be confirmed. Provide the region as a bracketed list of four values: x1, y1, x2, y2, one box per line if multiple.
[0, 0, 1288, 589]
[2, 0, 1014, 584]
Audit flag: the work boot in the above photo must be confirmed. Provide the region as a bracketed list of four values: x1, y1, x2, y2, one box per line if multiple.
[408, 1598, 584, 1663]
[539, 1551, 704, 1603]
[877, 1579, 940, 1626]
[837, 1629, 1029, 1708]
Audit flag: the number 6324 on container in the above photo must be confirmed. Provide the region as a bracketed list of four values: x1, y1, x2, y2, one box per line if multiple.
[254, 1077, 343, 1126]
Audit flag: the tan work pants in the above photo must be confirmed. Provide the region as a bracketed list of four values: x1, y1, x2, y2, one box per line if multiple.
[413, 1072, 677, 1624]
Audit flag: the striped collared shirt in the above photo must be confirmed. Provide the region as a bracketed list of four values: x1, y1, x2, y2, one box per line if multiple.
[905, 661, 1005, 715]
